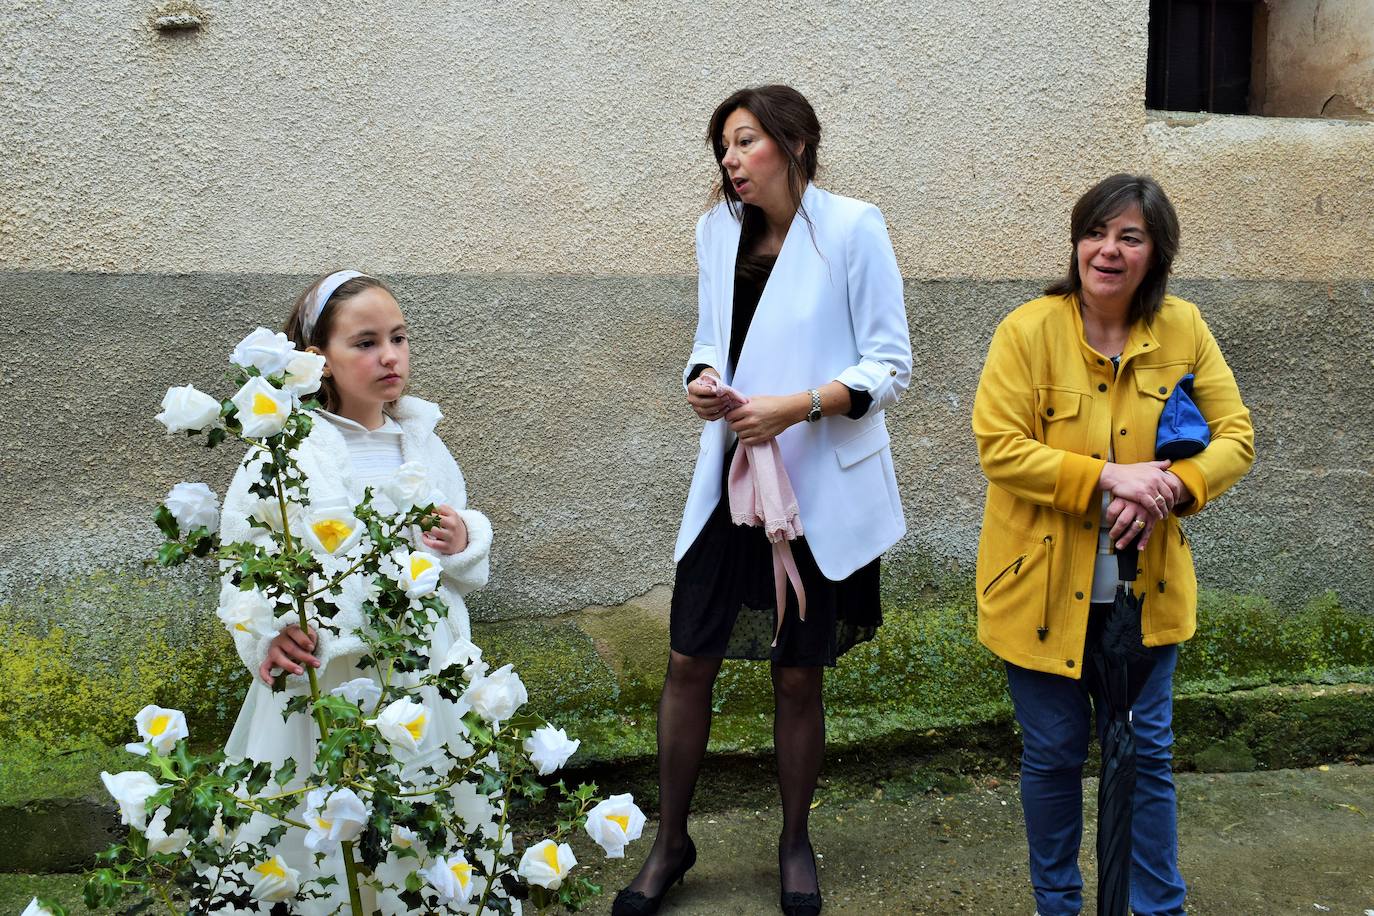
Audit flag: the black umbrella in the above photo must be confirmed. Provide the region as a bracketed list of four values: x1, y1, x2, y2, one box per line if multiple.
[1084, 544, 1157, 916]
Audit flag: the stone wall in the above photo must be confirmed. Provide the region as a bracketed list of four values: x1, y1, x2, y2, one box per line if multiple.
[2, 0, 1373, 747]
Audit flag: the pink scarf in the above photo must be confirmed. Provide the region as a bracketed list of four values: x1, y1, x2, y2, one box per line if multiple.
[698, 375, 807, 647]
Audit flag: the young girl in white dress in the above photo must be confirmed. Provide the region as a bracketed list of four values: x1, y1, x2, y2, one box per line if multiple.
[216, 270, 508, 914]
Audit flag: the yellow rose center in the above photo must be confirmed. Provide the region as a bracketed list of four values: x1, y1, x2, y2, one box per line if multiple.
[404, 713, 426, 742]
[312, 518, 352, 553]
[541, 843, 561, 872]
[410, 554, 434, 578]
[606, 813, 630, 833]
[147, 714, 171, 737]
[252, 392, 280, 416]
[254, 858, 286, 879]
[451, 862, 472, 889]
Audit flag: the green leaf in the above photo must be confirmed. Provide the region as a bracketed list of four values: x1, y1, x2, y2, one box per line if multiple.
[84, 868, 127, 909]
[154, 505, 180, 540]
[189, 528, 219, 557]
[155, 541, 187, 567]
[461, 711, 493, 745]
[275, 758, 297, 788]
[245, 760, 274, 795]
[506, 711, 546, 734]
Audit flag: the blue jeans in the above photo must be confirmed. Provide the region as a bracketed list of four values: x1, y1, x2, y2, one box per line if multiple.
[1005, 645, 1187, 916]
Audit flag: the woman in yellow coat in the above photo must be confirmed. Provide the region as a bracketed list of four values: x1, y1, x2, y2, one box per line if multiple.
[972, 174, 1253, 916]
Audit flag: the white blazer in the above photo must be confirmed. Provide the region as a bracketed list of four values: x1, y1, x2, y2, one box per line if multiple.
[673, 184, 912, 580]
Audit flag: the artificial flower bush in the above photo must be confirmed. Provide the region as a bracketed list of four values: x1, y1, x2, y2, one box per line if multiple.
[36, 328, 643, 916]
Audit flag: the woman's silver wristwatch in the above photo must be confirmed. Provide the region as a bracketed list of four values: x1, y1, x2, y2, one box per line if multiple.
[805, 388, 823, 423]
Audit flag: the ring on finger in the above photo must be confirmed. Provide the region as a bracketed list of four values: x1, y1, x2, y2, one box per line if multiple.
[1133, 519, 1146, 530]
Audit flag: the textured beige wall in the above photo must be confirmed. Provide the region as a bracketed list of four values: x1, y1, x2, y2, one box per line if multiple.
[3, 0, 1371, 280]
[3, 1, 1374, 623]
[1262, 0, 1374, 119]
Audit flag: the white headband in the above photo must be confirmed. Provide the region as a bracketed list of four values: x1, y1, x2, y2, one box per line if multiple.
[303, 270, 368, 342]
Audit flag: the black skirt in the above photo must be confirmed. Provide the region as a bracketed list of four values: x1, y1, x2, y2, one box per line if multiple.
[670, 445, 882, 667]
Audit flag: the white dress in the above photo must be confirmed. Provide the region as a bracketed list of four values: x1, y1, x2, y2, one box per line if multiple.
[216, 397, 512, 915]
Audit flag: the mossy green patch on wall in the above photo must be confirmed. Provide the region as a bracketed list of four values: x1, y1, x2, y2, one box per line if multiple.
[0, 568, 245, 750]
[4, 563, 1372, 773]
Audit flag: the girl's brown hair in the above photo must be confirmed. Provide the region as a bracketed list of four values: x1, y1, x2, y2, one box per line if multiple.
[1046, 174, 1181, 325]
[284, 271, 393, 412]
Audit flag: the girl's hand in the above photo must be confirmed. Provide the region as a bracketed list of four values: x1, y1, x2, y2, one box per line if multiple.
[421, 504, 469, 555]
[1105, 496, 1160, 550]
[727, 394, 803, 446]
[260, 624, 319, 684]
[1099, 460, 1175, 519]
[687, 369, 725, 420]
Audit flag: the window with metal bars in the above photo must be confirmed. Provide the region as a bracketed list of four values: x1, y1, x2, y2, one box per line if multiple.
[1147, 0, 1259, 113]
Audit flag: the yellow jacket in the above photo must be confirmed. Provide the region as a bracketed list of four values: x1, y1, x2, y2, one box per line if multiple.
[972, 293, 1254, 678]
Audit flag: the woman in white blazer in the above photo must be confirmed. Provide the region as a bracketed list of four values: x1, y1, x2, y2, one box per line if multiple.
[615, 86, 911, 916]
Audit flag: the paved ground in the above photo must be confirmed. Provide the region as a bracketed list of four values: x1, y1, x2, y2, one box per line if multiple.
[5, 764, 1371, 915]
[573, 763, 1374, 915]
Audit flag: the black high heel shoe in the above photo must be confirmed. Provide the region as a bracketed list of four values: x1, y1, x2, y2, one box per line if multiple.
[611, 836, 697, 916]
[778, 841, 822, 916]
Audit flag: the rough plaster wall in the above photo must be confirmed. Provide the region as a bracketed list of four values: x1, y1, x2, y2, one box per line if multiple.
[1145, 114, 1374, 278]
[1262, 0, 1374, 119]
[0, 0, 1146, 278]
[2, 274, 1371, 619]
[2, 0, 1374, 630]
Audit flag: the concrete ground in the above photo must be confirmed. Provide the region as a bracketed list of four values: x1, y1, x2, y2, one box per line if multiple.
[574, 763, 1374, 915]
[4, 764, 1371, 915]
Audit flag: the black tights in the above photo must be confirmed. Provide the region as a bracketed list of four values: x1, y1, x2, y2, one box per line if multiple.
[627, 650, 824, 896]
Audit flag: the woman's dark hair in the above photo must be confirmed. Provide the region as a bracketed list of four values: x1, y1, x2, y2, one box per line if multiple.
[707, 84, 821, 231]
[284, 271, 393, 412]
[1046, 173, 1181, 324]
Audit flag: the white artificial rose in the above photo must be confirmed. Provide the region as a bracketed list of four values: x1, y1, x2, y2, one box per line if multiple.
[367, 697, 430, 753]
[420, 851, 476, 905]
[583, 793, 646, 859]
[249, 497, 284, 531]
[155, 385, 222, 435]
[523, 725, 580, 776]
[330, 677, 382, 711]
[249, 855, 300, 902]
[100, 770, 165, 831]
[517, 840, 576, 890]
[303, 504, 365, 557]
[394, 548, 441, 599]
[383, 461, 431, 512]
[462, 663, 528, 725]
[231, 327, 296, 376]
[208, 806, 240, 852]
[281, 350, 326, 396]
[303, 786, 370, 853]
[231, 376, 293, 438]
[164, 482, 220, 533]
[145, 806, 191, 855]
[124, 704, 189, 757]
[438, 638, 486, 681]
[391, 824, 419, 850]
[216, 586, 280, 639]
[21, 899, 53, 916]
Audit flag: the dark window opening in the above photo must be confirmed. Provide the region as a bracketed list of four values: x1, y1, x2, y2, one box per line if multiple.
[1147, 0, 1258, 114]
